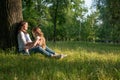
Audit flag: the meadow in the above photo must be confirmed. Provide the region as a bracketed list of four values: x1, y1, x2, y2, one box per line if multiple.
[0, 41, 120, 80]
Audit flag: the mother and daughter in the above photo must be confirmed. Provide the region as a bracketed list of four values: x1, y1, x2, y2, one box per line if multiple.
[17, 21, 67, 59]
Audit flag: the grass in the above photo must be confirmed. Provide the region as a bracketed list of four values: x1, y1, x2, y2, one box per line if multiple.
[0, 41, 120, 80]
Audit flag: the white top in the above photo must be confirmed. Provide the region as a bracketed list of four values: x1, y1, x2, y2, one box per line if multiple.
[17, 31, 32, 51]
[36, 36, 41, 40]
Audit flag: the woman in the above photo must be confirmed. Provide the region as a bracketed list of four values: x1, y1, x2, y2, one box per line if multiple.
[17, 21, 34, 54]
[17, 21, 64, 58]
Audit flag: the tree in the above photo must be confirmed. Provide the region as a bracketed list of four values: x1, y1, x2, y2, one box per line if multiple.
[0, 0, 23, 50]
[22, 0, 40, 27]
[48, 0, 71, 42]
[94, 0, 120, 43]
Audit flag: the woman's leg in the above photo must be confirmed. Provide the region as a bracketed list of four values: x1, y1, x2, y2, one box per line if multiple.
[19, 50, 30, 55]
[29, 46, 52, 57]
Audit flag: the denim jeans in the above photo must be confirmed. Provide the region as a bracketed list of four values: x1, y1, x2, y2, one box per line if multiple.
[45, 46, 55, 55]
[29, 46, 55, 57]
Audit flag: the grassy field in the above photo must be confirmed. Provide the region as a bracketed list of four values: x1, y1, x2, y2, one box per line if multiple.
[0, 41, 120, 80]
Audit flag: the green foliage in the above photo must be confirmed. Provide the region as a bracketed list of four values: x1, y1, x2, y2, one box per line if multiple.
[82, 12, 99, 41]
[21, 0, 120, 42]
[22, 0, 40, 26]
[21, 0, 91, 41]
[0, 41, 120, 80]
[94, 0, 120, 42]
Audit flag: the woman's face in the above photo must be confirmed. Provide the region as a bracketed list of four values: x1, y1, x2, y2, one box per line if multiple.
[22, 23, 28, 31]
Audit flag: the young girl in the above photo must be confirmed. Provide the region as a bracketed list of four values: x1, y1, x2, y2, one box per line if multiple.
[32, 27, 67, 58]
[32, 27, 46, 49]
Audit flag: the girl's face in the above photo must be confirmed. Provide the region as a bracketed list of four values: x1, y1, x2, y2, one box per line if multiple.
[32, 28, 42, 37]
[34, 28, 40, 33]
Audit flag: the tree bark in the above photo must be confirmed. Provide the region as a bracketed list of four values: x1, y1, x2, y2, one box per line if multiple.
[0, 0, 23, 50]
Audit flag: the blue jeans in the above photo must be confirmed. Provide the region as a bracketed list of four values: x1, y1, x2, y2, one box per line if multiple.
[29, 46, 55, 57]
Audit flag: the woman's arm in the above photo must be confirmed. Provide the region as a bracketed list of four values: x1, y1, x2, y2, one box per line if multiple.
[25, 38, 40, 49]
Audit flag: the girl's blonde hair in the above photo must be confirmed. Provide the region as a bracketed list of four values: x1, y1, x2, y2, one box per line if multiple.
[32, 27, 46, 49]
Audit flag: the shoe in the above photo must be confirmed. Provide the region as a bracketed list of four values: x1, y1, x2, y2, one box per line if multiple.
[23, 50, 30, 55]
[60, 54, 67, 59]
[51, 54, 62, 59]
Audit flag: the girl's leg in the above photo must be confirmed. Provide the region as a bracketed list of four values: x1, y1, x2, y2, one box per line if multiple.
[45, 46, 55, 55]
[29, 46, 62, 58]
[29, 46, 52, 57]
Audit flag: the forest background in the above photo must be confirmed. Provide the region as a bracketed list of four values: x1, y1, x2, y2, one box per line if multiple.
[22, 0, 120, 43]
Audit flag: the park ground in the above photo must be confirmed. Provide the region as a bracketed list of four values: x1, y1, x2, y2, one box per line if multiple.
[0, 41, 120, 80]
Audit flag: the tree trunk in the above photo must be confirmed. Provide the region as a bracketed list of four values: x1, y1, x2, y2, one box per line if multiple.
[53, 0, 58, 42]
[0, 0, 23, 50]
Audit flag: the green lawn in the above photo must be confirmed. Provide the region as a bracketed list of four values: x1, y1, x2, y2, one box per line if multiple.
[0, 41, 120, 80]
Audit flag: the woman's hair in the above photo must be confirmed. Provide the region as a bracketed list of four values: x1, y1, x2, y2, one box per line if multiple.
[19, 21, 27, 27]
[32, 27, 46, 49]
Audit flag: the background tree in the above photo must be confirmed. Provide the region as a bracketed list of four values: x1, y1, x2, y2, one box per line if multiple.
[72, 0, 87, 41]
[81, 11, 99, 41]
[47, 0, 71, 42]
[94, 0, 120, 43]
[21, 0, 94, 42]
[0, 0, 23, 50]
